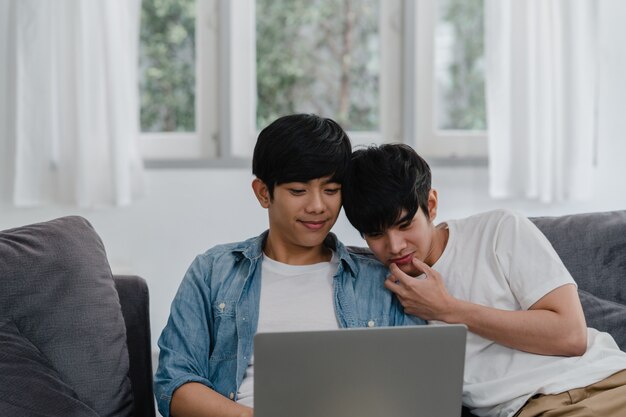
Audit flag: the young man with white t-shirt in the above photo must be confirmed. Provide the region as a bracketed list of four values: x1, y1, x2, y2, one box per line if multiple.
[153, 115, 422, 417]
[342, 143, 626, 417]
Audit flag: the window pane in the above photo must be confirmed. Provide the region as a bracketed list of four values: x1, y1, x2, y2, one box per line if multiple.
[256, 0, 379, 131]
[139, 0, 195, 132]
[435, 0, 486, 130]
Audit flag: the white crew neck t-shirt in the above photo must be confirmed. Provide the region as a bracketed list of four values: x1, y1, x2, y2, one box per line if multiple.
[236, 252, 340, 407]
[431, 210, 626, 417]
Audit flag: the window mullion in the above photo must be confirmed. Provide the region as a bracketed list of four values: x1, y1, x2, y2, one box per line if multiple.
[219, 0, 256, 159]
[197, 0, 219, 158]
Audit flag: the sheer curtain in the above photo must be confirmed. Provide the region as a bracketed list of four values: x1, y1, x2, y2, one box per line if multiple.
[4, 0, 144, 207]
[485, 0, 597, 203]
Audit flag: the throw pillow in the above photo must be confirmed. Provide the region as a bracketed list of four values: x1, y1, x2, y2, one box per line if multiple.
[0, 216, 134, 417]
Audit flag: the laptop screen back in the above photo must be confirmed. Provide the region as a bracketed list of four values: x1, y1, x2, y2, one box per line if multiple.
[254, 324, 466, 417]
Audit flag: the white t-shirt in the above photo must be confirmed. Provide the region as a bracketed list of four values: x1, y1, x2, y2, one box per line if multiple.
[432, 209, 626, 417]
[236, 253, 340, 407]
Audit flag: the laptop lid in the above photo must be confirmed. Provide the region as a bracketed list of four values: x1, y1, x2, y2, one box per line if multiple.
[254, 324, 466, 417]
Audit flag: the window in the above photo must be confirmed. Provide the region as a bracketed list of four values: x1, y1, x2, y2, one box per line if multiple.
[139, 0, 218, 160]
[412, 0, 487, 159]
[138, 0, 486, 163]
[255, 0, 403, 148]
[256, 0, 380, 132]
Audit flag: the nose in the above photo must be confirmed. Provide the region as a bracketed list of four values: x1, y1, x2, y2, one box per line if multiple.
[305, 190, 325, 214]
[387, 231, 406, 255]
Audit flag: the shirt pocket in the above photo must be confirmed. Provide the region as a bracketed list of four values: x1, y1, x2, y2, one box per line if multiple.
[210, 300, 238, 361]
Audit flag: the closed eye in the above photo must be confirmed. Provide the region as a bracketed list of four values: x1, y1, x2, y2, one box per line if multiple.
[288, 189, 306, 196]
[324, 187, 340, 195]
[398, 221, 412, 230]
[364, 231, 383, 239]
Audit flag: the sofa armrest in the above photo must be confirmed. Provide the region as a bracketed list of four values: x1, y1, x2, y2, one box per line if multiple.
[114, 275, 156, 417]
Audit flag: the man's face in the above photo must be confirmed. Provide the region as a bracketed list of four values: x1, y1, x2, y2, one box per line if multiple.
[363, 207, 438, 277]
[266, 176, 342, 256]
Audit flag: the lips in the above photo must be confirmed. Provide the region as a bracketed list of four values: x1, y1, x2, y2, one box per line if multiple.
[390, 253, 414, 265]
[299, 220, 327, 231]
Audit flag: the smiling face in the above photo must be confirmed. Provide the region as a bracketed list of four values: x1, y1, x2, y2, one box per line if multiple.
[253, 176, 342, 264]
[362, 190, 446, 276]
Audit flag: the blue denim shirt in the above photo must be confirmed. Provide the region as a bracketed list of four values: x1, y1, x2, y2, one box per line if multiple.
[154, 231, 423, 417]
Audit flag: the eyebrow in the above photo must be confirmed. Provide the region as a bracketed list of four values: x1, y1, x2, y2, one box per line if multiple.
[321, 179, 341, 186]
[393, 212, 413, 227]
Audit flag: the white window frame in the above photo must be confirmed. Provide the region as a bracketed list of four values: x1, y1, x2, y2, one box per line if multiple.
[407, 0, 487, 159]
[140, 0, 220, 161]
[140, 0, 487, 163]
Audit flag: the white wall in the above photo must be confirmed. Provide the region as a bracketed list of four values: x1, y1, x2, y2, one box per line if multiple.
[1, 1, 625, 353]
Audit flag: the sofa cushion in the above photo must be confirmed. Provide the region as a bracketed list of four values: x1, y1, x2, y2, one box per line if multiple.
[0, 216, 133, 417]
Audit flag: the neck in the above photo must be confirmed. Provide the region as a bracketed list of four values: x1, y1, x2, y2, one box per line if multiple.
[423, 223, 449, 266]
[263, 235, 331, 265]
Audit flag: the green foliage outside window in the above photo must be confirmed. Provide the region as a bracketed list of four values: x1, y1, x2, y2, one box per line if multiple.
[138, 0, 485, 135]
[256, 0, 379, 131]
[438, 0, 486, 130]
[139, 0, 195, 132]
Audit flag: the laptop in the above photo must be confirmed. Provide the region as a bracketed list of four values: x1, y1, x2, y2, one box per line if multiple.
[254, 324, 467, 417]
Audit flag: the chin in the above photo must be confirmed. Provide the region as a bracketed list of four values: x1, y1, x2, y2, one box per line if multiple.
[398, 264, 420, 277]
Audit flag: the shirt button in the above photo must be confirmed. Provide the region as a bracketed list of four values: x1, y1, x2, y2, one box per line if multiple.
[229, 392, 235, 400]
[219, 302, 226, 311]
[367, 320, 376, 327]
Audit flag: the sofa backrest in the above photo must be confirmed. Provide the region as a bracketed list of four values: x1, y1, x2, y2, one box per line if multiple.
[531, 210, 626, 351]
[530, 210, 626, 306]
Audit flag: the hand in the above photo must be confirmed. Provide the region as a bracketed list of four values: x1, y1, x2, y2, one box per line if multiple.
[384, 257, 456, 321]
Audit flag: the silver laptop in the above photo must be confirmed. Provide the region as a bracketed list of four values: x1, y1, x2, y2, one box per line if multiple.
[254, 324, 467, 417]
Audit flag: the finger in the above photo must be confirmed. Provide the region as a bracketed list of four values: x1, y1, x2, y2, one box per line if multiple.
[388, 262, 414, 286]
[384, 275, 405, 296]
[411, 257, 434, 277]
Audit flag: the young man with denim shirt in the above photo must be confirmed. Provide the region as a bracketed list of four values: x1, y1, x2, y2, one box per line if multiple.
[342, 143, 626, 417]
[154, 115, 422, 417]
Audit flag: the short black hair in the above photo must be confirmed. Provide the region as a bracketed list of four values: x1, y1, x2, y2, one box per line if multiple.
[252, 114, 352, 197]
[343, 143, 432, 235]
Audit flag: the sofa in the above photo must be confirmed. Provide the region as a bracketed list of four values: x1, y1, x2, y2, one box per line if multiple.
[0, 216, 155, 417]
[1, 210, 624, 417]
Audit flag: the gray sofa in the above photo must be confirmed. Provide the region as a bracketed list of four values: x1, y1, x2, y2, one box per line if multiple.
[1, 211, 624, 417]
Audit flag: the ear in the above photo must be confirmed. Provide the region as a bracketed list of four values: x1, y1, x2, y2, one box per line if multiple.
[252, 178, 271, 208]
[427, 188, 439, 221]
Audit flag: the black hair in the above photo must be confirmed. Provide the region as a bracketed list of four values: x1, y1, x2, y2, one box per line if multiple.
[343, 143, 432, 235]
[252, 114, 352, 198]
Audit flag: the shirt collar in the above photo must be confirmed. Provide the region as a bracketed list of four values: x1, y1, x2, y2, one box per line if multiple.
[235, 230, 357, 275]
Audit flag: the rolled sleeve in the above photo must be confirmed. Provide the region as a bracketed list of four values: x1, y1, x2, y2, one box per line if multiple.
[154, 256, 214, 417]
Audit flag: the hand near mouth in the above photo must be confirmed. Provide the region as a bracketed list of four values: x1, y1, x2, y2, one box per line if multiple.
[384, 257, 456, 321]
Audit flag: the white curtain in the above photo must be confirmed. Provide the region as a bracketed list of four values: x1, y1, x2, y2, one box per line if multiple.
[4, 0, 144, 207]
[485, 0, 597, 203]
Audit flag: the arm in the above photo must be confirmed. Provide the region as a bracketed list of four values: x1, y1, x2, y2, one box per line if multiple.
[386, 258, 588, 356]
[155, 256, 252, 417]
[171, 383, 252, 417]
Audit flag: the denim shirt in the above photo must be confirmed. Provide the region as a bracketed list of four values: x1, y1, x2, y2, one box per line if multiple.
[154, 231, 423, 417]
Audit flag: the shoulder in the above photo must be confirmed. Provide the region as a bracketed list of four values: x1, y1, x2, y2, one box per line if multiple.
[462, 208, 524, 224]
[452, 209, 530, 234]
[198, 232, 264, 262]
[186, 235, 262, 285]
[345, 248, 389, 277]
[446, 208, 520, 232]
